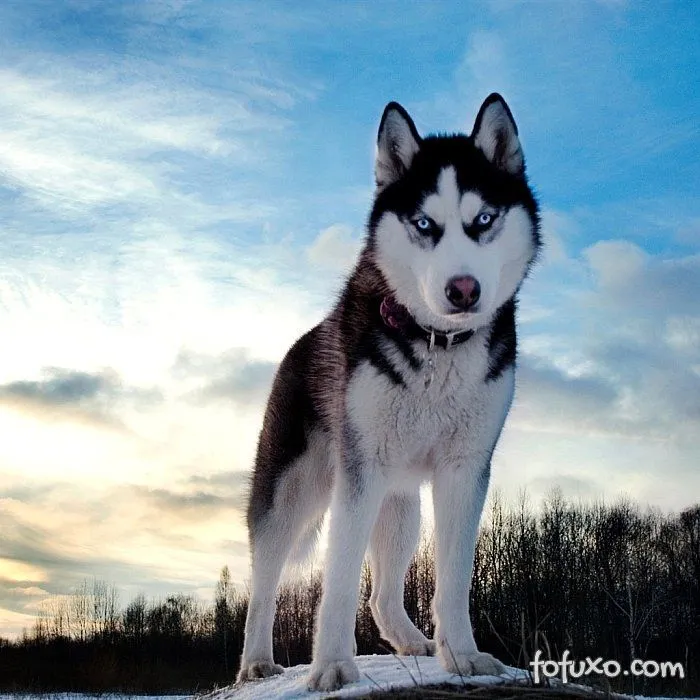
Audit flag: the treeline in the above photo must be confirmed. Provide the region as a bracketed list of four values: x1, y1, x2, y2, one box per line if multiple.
[1, 493, 698, 695]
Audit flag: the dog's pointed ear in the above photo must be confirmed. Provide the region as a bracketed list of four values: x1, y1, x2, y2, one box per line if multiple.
[472, 93, 524, 176]
[375, 102, 422, 189]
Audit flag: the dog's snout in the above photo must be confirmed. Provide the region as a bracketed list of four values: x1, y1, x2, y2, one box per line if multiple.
[445, 275, 481, 311]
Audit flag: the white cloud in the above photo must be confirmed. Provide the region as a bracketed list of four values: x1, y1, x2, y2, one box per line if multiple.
[666, 315, 700, 354]
[499, 215, 700, 514]
[459, 30, 514, 114]
[0, 62, 295, 216]
[538, 209, 574, 266]
[7, 586, 49, 597]
[307, 223, 363, 273]
[583, 239, 649, 291]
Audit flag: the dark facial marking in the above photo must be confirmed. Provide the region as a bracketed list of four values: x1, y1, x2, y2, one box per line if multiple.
[408, 213, 444, 246]
[369, 134, 539, 254]
[463, 207, 503, 243]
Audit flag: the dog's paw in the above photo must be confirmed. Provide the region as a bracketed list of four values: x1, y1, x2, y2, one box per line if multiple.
[439, 649, 505, 677]
[236, 659, 284, 682]
[307, 658, 360, 691]
[396, 639, 437, 656]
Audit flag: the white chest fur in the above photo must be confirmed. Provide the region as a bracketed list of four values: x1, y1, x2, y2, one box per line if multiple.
[345, 330, 514, 484]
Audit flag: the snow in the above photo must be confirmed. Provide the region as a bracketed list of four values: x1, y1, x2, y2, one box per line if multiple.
[0, 664, 695, 700]
[209, 654, 532, 699]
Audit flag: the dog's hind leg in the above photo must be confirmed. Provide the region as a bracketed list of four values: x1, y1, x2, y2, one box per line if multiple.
[368, 491, 436, 656]
[236, 514, 289, 681]
[237, 436, 332, 682]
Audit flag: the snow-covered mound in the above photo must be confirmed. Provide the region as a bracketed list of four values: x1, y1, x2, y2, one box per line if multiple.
[208, 654, 531, 699]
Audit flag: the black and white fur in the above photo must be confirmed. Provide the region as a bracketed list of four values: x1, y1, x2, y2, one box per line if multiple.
[237, 94, 540, 692]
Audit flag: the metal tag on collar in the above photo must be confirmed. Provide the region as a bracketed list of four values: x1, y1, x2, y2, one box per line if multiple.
[427, 328, 436, 352]
[445, 331, 456, 350]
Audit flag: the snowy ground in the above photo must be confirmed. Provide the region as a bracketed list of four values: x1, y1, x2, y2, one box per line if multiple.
[207, 655, 532, 699]
[0, 662, 695, 700]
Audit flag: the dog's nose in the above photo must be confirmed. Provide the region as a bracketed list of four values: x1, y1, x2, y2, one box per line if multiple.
[445, 275, 481, 311]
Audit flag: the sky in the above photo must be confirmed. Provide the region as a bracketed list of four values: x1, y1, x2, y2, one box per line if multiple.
[0, 0, 698, 640]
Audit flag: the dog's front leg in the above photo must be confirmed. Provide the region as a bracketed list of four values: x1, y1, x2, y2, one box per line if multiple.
[308, 431, 387, 692]
[431, 458, 505, 677]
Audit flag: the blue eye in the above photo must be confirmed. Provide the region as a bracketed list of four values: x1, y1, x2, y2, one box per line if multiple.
[414, 216, 433, 232]
[477, 212, 494, 227]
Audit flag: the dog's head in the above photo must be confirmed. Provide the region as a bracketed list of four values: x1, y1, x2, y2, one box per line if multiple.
[369, 94, 540, 332]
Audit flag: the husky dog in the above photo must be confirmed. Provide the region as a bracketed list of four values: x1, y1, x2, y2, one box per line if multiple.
[237, 94, 540, 691]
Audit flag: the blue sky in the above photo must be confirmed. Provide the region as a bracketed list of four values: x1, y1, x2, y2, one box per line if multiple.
[0, 1, 698, 639]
